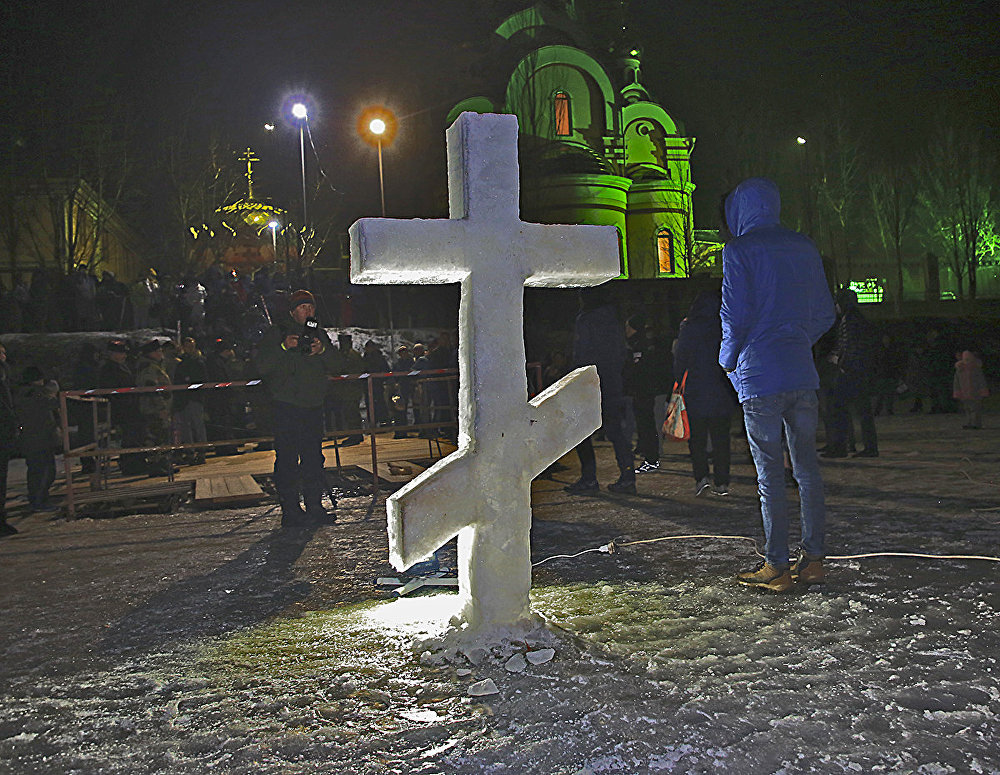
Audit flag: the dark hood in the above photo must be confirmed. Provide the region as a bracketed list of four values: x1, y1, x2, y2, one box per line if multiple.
[687, 289, 722, 321]
[725, 177, 782, 237]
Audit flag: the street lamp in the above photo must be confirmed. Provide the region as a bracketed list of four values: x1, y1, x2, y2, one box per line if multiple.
[291, 102, 309, 249]
[357, 106, 399, 340]
[357, 106, 397, 218]
[267, 220, 279, 267]
[796, 136, 807, 145]
[369, 118, 387, 217]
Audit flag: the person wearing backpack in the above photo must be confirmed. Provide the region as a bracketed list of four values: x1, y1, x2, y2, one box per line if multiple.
[823, 287, 878, 458]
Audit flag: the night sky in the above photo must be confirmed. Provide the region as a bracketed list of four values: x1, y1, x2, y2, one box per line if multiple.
[2, 0, 997, 244]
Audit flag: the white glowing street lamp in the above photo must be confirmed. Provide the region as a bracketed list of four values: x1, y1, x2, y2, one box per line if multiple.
[291, 102, 309, 243]
[796, 136, 807, 145]
[267, 219, 279, 264]
[370, 118, 387, 217]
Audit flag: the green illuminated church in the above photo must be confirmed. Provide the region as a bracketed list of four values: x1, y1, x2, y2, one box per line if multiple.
[449, 3, 699, 280]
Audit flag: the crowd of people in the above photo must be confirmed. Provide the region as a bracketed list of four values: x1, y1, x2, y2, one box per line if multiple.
[555, 177, 990, 594]
[0, 177, 992, 552]
[0, 264, 363, 344]
[0, 284, 462, 533]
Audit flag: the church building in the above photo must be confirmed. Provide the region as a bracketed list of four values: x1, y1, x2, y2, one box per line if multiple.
[449, 3, 697, 280]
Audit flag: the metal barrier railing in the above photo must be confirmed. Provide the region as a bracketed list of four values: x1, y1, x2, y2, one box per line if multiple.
[58, 362, 544, 516]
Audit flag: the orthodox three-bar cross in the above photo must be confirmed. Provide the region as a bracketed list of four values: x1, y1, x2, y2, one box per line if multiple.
[349, 112, 618, 631]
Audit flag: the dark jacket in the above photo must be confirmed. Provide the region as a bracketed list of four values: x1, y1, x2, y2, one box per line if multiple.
[361, 348, 390, 374]
[173, 352, 209, 410]
[674, 293, 739, 418]
[719, 177, 835, 402]
[573, 302, 626, 398]
[832, 304, 875, 380]
[0, 361, 17, 455]
[97, 358, 139, 424]
[15, 383, 59, 454]
[624, 330, 671, 398]
[254, 315, 337, 409]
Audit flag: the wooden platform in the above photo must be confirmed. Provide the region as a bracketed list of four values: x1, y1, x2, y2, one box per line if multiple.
[194, 475, 265, 506]
[70, 480, 193, 505]
[6, 433, 458, 516]
[355, 460, 428, 484]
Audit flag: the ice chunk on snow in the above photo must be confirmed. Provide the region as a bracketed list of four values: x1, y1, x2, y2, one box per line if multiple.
[468, 678, 499, 696]
[526, 648, 555, 665]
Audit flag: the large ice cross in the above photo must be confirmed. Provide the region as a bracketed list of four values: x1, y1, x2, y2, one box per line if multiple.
[349, 112, 619, 630]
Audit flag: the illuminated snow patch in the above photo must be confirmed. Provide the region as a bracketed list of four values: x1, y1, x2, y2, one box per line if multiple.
[361, 594, 464, 638]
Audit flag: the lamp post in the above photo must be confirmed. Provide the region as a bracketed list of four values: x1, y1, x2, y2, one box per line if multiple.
[291, 102, 309, 252]
[795, 135, 815, 243]
[268, 220, 280, 271]
[357, 106, 399, 339]
[369, 117, 387, 217]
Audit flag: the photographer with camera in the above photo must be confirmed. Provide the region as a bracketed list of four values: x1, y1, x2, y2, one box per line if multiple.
[255, 289, 337, 527]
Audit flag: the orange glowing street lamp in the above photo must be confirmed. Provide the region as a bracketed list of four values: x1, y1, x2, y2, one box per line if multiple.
[357, 106, 398, 217]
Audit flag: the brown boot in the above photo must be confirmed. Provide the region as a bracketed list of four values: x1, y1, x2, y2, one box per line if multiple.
[737, 562, 793, 592]
[790, 554, 826, 584]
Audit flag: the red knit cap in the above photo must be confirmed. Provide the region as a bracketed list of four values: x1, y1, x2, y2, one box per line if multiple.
[289, 289, 315, 309]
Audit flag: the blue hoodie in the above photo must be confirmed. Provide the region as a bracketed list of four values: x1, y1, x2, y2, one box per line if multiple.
[719, 178, 834, 402]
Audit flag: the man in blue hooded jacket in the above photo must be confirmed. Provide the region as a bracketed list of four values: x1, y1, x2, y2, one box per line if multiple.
[719, 178, 835, 592]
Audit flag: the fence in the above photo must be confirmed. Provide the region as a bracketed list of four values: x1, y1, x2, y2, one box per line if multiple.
[58, 363, 544, 517]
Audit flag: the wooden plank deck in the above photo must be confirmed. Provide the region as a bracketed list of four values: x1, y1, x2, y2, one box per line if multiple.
[194, 474, 265, 506]
[6, 434, 459, 513]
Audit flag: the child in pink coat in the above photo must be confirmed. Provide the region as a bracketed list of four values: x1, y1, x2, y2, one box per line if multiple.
[953, 350, 989, 429]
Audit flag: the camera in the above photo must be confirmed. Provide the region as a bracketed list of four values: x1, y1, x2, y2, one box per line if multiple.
[296, 317, 320, 353]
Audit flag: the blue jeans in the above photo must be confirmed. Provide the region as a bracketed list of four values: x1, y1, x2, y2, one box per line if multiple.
[742, 390, 826, 569]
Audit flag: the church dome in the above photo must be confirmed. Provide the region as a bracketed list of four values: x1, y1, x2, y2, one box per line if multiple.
[524, 140, 612, 176]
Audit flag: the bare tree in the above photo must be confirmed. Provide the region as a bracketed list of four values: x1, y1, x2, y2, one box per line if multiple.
[868, 157, 917, 312]
[813, 109, 864, 285]
[0, 91, 134, 277]
[920, 122, 998, 302]
[161, 130, 242, 276]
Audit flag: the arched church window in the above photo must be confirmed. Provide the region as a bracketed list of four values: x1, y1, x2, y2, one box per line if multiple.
[656, 229, 674, 275]
[553, 91, 571, 137]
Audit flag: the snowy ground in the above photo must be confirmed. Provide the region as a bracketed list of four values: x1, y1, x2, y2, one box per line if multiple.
[1, 413, 999, 774]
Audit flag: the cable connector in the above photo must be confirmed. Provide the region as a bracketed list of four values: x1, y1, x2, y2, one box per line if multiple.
[599, 541, 617, 555]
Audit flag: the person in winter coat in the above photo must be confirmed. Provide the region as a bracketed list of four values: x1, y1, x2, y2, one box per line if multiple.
[823, 288, 878, 458]
[0, 343, 19, 534]
[390, 345, 416, 438]
[624, 313, 669, 473]
[719, 177, 835, 592]
[564, 285, 636, 495]
[361, 340, 391, 427]
[255, 289, 338, 526]
[70, 343, 101, 475]
[954, 350, 988, 429]
[98, 339, 144, 475]
[326, 333, 364, 446]
[16, 366, 60, 511]
[136, 340, 174, 477]
[173, 337, 209, 465]
[206, 340, 248, 454]
[674, 289, 739, 496]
